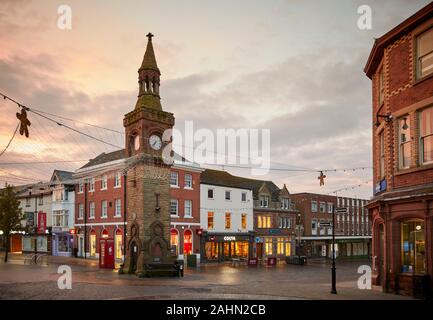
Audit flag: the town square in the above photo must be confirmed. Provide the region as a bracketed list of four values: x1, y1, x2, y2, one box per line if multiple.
[0, 0, 433, 309]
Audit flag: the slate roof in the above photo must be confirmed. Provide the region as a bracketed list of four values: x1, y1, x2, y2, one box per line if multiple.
[200, 169, 283, 201]
[53, 170, 74, 182]
[80, 149, 126, 169]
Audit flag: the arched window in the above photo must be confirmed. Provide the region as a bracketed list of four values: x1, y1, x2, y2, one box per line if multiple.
[183, 229, 193, 255]
[101, 229, 109, 239]
[90, 229, 96, 257]
[170, 229, 179, 256]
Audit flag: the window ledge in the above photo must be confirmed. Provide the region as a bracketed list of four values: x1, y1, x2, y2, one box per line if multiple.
[183, 216, 193, 219]
[114, 215, 122, 218]
[395, 162, 433, 176]
[171, 215, 180, 218]
[413, 72, 433, 86]
[184, 187, 193, 190]
[170, 185, 180, 189]
[113, 186, 121, 189]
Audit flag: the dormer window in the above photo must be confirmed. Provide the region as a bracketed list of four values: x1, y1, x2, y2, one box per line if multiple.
[281, 198, 290, 209]
[260, 195, 269, 208]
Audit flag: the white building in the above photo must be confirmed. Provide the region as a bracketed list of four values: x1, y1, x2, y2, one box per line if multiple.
[15, 182, 52, 253]
[199, 169, 254, 262]
[50, 170, 75, 257]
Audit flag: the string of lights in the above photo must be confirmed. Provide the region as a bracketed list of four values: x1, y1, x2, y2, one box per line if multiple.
[0, 122, 19, 158]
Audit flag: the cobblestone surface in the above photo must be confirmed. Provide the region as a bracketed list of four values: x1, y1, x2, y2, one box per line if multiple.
[0, 254, 412, 300]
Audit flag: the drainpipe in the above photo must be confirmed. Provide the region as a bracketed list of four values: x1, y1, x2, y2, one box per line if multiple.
[84, 180, 87, 259]
[123, 172, 127, 262]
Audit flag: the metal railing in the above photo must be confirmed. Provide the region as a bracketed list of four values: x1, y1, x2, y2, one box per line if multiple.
[24, 253, 48, 266]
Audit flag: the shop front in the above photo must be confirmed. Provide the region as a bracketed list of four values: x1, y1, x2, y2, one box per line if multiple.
[254, 236, 293, 261]
[52, 228, 74, 257]
[200, 232, 254, 262]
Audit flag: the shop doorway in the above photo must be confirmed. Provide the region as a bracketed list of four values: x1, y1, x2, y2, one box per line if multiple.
[10, 234, 22, 253]
[115, 229, 123, 260]
[78, 235, 84, 257]
[378, 224, 384, 285]
[257, 243, 263, 260]
[183, 230, 192, 255]
[90, 230, 96, 257]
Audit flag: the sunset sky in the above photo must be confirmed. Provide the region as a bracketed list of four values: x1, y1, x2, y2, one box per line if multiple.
[0, 0, 431, 198]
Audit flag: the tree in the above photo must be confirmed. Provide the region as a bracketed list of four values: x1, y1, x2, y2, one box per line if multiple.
[0, 184, 24, 262]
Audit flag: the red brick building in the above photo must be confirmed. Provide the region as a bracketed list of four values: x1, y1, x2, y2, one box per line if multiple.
[292, 193, 370, 258]
[169, 156, 203, 260]
[364, 2, 433, 297]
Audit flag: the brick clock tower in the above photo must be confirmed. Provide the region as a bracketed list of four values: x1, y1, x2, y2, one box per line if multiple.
[122, 33, 176, 275]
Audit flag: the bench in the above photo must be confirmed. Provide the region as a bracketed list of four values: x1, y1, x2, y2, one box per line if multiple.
[141, 262, 183, 278]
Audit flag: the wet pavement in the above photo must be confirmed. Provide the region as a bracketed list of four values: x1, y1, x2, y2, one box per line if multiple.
[0, 254, 412, 300]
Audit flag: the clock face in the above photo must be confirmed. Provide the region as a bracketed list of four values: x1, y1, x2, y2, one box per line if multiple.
[134, 135, 140, 151]
[149, 134, 162, 150]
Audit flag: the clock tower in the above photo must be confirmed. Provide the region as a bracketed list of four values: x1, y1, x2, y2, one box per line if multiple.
[122, 33, 176, 275]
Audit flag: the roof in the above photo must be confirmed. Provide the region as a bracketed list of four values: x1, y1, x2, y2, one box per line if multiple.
[364, 2, 433, 78]
[80, 149, 126, 169]
[200, 169, 284, 201]
[139, 34, 160, 73]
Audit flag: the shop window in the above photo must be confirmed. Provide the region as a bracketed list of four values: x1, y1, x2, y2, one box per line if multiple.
[420, 106, 433, 164]
[90, 230, 96, 257]
[57, 235, 70, 253]
[170, 229, 179, 256]
[416, 27, 433, 79]
[401, 220, 425, 274]
[285, 242, 291, 256]
[277, 238, 285, 255]
[265, 238, 273, 256]
[101, 229, 109, 239]
[183, 230, 192, 255]
[207, 212, 214, 230]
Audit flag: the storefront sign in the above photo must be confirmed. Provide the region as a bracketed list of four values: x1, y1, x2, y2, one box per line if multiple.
[255, 237, 263, 243]
[37, 212, 46, 235]
[223, 236, 236, 241]
[248, 258, 258, 266]
[269, 229, 281, 234]
[69, 229, 76, 235]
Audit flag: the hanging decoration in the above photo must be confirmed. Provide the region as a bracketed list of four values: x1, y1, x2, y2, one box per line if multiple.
[16, 107, 31, 138]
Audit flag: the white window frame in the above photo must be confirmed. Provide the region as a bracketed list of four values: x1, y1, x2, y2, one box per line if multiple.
[114, 199, 121, 217]
[419, 106, 433, 165]
[260, 195, 269, 208]
[241, 192, 247, 202]
[170, 199, 179, 216]
[78, 203, 84, 220]
[114, 172, 121, 188]
[207, 188, 214, 199]
[89, 178, 95, 192]
[101, 200, 108, 218]
[416, 27, 433, 79]
[311, 201, 318, 213]
[89, 202, 95, 219]
[170, 172, 179, 187]
[184, 200, 192, 217]
[101, 175, 108, 190]
[78, 182, 84, 193]
[184, 174, 193, 189]
[225, 190, 231, 201]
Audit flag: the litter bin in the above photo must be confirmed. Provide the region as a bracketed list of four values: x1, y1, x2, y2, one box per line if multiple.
[73, 247, 78, 258]
[187, 254, 197, 268]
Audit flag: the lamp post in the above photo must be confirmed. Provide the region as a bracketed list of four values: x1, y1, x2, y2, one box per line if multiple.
[330, 192, 337, 294]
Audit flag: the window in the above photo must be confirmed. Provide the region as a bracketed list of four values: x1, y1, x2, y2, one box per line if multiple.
[101, 200, 107, 218]
[89, 202, 95, 219]
[78, 203, 84, 219]
[207, 212, 214, 229]
[241, 192, 247, 202]
[52, 210, 69, 227]
[101, 175, 107, 190]
[265, 238, 273, 255]
[207, 188, 214, 199]
[225, 212, 231, 229]
[170, 229, 179, 256]
[378, 131, 385, 178]
[114, 199, 121, 217]
[184, 200, 192, 217]
[170, 199, 178, 216]
[420, 106, 433, 164]
[277, 238, 285, 255]
[398, 116, 411, 169]
[170, 172, 178, 187]
[311, 220, 317, 236]
[184, 174, 192, 188]
[38, 196, 43, 206]
[258, 216, 271, 228]
[89, 178, 95, 192]
[416, 27, 433, 79]
[279, 217, 291, 229]
[319, 202, 326, 213]
[225, 190, 231, 201]
[114, 172, 121, 188]
[281, 198, 289, 209]
[78, 182, 83, 193]
[26, 198, 30, 206]
[241, 213, 247, 229]
[311, 201, 318, 212]
[260, 195, 269, 208]
[327, 203, 333, 213]
[401, 220, 425, 274]
[378, 68, 384, 106]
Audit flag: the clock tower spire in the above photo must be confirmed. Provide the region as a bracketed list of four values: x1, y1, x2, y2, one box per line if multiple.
[122, 33, 176, 276]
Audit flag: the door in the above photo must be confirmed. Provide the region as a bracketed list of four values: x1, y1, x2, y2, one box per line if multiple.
[90, 233, 96, 257]
[257, 243, 263, 260]
[130, 242, 138, 273]
[10, 234, 22, 253]
[78, 236, 84, 257]
[378, 224, 385, 285]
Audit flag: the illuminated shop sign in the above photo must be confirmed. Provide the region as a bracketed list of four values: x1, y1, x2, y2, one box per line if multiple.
[223, 236, 236, 241]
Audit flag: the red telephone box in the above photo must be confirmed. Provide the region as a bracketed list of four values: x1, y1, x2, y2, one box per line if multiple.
[99, 238, 115, 269]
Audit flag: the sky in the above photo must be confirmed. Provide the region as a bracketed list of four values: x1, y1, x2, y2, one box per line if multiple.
[0, 0, 431, 199]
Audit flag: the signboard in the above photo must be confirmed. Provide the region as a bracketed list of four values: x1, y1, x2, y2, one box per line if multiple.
[269, 229, 281, 234]
[255, 237, 263, 243]
[26, 212, 34, 227]
[319, 222, 332, 228]
[248, 258, 258, 266]
[267, 257, 277, 266]
[69, 229, 76, 235]
[223, 236, 236, 241]
[37, 211, 46, 234]
[374, 179, 387, 195]
[335, 207, 347, 214]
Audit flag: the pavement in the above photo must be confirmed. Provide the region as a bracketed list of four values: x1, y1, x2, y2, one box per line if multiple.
[0, 253, 413, 300]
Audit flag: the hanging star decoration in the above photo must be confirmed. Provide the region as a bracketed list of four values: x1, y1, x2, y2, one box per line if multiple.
[16, 107, 31, 138]
[318, 171, 326, 186]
